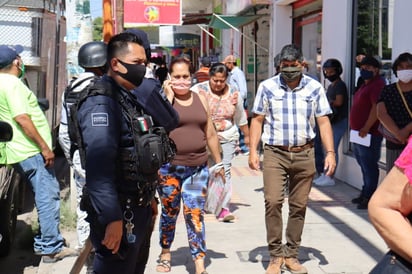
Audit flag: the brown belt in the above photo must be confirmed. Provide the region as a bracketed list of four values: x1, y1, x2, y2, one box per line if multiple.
[271, 141, 314, 153]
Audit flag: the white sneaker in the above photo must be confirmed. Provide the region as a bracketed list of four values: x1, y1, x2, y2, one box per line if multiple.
[314, 175, 335, 186]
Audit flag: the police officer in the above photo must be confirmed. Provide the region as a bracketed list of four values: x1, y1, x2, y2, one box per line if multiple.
[59, 41, 107, 251]
[76, 32, 178, 273]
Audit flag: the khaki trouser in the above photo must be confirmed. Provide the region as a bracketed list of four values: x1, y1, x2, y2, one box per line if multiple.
[262, 145, 315, 258]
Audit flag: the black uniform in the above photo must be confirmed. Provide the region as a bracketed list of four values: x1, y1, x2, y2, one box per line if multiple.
[78, 75, 178, 273]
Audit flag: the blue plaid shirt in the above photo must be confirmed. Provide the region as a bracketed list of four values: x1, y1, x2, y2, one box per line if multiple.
[252, 74, 331, 146]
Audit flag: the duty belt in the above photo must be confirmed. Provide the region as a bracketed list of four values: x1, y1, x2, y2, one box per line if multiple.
[119, 179, 158, 207]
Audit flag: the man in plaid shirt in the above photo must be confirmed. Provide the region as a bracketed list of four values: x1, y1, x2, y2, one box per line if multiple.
[248, 44, 336, 274]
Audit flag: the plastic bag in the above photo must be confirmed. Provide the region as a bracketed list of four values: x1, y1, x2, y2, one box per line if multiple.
[204, 162, 226, 215]
[204, 173, 226, 216]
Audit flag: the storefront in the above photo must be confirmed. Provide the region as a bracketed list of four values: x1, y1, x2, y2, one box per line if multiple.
[268, 0, 412, 189]
[193, 0, 412, 189]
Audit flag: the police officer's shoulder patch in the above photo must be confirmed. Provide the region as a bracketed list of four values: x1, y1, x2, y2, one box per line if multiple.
[91, 112, 109, 126]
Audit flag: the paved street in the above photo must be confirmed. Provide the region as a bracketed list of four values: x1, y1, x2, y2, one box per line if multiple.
[28, 154, 388, 273]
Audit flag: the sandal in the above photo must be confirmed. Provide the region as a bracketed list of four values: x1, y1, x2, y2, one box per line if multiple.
[156, 253, 171, 273]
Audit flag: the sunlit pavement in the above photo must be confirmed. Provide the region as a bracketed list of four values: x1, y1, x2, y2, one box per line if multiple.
[36, 154, 387, 274]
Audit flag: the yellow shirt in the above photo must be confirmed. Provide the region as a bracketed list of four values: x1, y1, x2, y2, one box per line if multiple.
[0, 73, 52, 164]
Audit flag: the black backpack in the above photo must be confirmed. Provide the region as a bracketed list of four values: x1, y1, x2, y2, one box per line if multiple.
[68, 78, 176, 174]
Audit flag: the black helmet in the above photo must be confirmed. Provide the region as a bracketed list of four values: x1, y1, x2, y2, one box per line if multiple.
[322, 58, 343, 76]
[78, 41, 107, 69]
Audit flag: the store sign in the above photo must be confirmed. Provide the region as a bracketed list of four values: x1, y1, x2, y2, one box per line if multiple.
[174, 33, 200, 47]
[124, 0, 182, 27]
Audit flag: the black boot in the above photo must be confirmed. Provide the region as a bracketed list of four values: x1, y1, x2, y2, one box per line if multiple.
[351, 195, 363, 204]
[357, 197, 370, 209]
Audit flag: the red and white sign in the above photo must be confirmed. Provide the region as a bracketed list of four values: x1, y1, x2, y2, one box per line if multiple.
[124, 0, 182, 26]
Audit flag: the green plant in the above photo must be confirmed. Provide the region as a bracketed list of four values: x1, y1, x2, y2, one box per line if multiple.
[59, 199, 77, 231]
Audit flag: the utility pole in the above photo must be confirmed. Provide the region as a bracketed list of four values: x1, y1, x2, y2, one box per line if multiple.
[103, 0, 124, 42]
[103, 0, 113, 42]
[115, 0, 124, 34]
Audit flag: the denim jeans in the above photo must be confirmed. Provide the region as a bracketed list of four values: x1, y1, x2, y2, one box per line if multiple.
[352, 135, 383, 199]
[13, 153, 64, 254]
[315, 118, 348, 174]
[238, 128, 249, 153]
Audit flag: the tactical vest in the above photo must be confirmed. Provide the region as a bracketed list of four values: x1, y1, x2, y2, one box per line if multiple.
[71, 78, 176, 205]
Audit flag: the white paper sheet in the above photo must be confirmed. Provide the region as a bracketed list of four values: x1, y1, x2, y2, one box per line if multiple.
[349, 129, 371, 147]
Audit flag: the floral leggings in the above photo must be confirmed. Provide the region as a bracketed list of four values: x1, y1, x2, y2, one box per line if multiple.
[157, 163, 209, 260]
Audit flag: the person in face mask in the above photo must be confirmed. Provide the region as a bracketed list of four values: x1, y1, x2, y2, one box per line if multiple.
[156, 57, 223, 274]
[377, 52, 412, 173]
[191, 62, 250, 222]
[314, 59, 349, 187]
[248, 44, 335, 274]
[76, 32, 176, 273]
[349, 55, 385, 210]
[0, 45, 79, 262]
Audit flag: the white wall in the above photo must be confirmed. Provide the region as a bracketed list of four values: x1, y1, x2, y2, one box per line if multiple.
[269, 4, 292, 77]
[321, 0, 352, 82]
[392, 0, 412, 59]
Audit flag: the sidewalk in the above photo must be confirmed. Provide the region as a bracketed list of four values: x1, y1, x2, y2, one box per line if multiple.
[37, 154, 387, 274]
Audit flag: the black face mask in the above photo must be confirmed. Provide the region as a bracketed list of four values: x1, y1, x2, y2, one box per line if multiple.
[116, 59, 146, 88]
[360, 69, 374, 80]
[325, 74, 339, 82]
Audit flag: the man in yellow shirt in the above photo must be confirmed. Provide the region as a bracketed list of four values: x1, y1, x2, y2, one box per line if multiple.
[0, 44, 77, 262]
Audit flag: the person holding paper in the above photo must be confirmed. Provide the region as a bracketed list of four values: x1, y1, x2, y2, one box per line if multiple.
[349, 55, 385, 210]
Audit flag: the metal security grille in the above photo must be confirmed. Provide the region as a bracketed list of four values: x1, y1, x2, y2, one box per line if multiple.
[0, 7, 42, 65]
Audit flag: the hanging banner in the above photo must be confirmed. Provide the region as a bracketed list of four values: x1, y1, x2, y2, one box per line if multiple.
[124, 0, 182, 27]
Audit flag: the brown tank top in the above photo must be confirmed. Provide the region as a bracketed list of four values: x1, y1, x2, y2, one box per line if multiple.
[169, 92, 208, 166]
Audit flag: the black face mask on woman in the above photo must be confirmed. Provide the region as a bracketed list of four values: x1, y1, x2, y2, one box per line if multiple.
[360, 69, 374, 80]
[325, 74, 339, 82]
[116, 59, 146, 88]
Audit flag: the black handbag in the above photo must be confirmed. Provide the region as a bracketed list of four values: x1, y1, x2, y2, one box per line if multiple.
[370, 251, 412, 274]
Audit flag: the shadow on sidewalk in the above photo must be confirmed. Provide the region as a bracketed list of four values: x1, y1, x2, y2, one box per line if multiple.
[168, 246, 226, 273]
[308, 181, 386, 263]
[245, 245, 325, 270]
